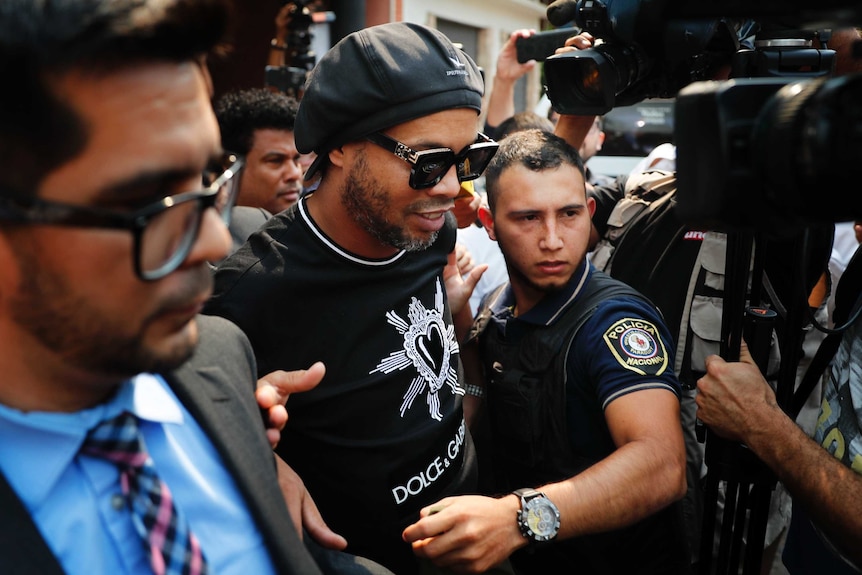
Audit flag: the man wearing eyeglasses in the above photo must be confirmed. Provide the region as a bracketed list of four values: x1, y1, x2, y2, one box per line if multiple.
[0, 1, 397, 574]
[205, 22, 494, 575]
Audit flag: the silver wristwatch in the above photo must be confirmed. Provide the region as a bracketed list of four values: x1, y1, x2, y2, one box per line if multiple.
[513, 488, 561, 543]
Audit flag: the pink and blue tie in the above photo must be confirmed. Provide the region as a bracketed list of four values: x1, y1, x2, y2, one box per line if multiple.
[82, 411, 208, 575]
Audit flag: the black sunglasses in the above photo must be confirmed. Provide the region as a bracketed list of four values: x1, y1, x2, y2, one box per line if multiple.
[365, 132, 499, 190]
[0, 155, 244, 281]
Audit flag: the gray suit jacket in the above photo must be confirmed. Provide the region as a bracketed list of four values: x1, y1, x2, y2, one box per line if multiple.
[0, 314, 323, 575]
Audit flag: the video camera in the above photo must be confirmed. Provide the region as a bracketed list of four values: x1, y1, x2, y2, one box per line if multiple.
[543, 0, 746, 115]
[674, 49, 862, 233]
[674, 24, 862, 233]
[265, 0, 319, 97]
[542, 0, 862, 232]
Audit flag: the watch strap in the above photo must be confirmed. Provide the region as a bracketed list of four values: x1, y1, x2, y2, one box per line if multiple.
[513, 488, 541, 501]
[512, 488, 560, 544]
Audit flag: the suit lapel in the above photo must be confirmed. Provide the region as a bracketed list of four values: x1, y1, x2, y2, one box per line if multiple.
[0, 471, 66, 575]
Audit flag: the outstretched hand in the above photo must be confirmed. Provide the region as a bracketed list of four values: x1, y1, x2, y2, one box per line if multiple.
[256, 362, 325, 448]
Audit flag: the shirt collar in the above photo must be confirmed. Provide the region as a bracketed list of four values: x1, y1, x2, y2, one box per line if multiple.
[491, 259, 592, 328]
[0, 374, 183, 509]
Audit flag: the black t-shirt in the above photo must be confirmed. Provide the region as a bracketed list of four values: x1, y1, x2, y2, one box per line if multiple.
[205, 198, 477, 575]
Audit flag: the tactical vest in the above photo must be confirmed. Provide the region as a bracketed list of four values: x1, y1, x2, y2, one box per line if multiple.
[471, 270, 691, 574]
[472, 269, 648, 490]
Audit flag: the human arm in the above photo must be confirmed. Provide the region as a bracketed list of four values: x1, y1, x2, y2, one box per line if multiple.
[275, 453, 348, 550]
[267, 3, 294, 67]
[256, 362, 325, 448]
[696, 341, 862, 567]
[259, 364, 350, 549]
[485, 29, 537, 132]
[403, 388, 686, 572]
[444, 248, 487, 343]
[460, 337, 485, 428]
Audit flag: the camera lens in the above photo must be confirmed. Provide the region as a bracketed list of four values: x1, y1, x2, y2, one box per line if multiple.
[753, 74, 862, 222]
[544, 43, 648, 115]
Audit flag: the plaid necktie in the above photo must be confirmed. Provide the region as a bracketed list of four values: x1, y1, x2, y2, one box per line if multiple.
[81, 411, 208, 575]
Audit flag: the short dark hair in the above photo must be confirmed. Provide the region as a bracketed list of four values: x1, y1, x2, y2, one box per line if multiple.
[484, 129, 585, 214]
[214, 88, 300, 156]
[0, 0, 233, 198]
[495, 111, 555, 140]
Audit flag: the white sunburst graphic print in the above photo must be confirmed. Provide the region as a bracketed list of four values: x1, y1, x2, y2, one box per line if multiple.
[371, 278, 464, 421]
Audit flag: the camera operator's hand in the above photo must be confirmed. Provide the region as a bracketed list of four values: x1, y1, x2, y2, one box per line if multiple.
[555, 30, 595, 54]
[694, 340, 781, 444]
[550, 31, 602, 153]
[695, 339, 862, 568]
[268, 3, 296, 67]
[485, 29, 538, 131]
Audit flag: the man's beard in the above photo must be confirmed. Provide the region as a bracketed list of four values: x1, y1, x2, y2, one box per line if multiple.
[498, 236, 567, 297]
[8, 239, 205, 378]
[341, 153, 441, 252]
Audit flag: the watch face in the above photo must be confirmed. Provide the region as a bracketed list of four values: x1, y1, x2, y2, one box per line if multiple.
[524, 498, 560, 541]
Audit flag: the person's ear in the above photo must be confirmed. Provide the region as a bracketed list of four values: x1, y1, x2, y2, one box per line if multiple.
[328, 146, 345, 168]
[478, 204, 497, 241]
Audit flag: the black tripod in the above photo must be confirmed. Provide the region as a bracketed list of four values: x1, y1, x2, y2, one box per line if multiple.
[697, 228, 812, 575]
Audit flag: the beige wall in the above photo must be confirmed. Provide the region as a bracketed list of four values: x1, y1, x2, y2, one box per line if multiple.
[397, 0, 549, 121]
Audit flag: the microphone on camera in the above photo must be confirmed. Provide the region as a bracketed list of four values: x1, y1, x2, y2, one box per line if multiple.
[547, 0, 580, 27]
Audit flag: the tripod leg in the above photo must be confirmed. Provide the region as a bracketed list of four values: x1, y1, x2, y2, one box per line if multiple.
[742, 483, 774, 575]
[699, 471, 720, 575]
[716, 479, 739, 575]
[729, 483, 750, 572]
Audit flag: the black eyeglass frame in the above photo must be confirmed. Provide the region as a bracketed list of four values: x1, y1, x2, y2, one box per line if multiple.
[0, 157, 244, 281]
[365, 132, 499, 190]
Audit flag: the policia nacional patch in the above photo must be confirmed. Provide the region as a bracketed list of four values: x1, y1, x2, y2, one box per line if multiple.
[602, 318, 669, 376]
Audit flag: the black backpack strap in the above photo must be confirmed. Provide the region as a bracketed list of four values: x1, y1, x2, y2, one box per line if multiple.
[790, 332, 842, 420]
[552, 270, 655, 359]
[790, 243, 862, 419]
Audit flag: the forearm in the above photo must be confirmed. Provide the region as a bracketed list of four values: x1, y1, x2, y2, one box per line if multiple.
[742, 406, 862, 566]
[542, 437, 686, 539]
[554, 114, 597, 151]
[484, 76, 518, 130]
[460, 340, 485, 428]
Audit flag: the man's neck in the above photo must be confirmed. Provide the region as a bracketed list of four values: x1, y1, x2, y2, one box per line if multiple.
[304, 189, 401, 260]
[0, 332, 123, 413]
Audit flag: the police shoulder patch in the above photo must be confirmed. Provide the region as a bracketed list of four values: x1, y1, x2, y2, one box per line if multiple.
[602, 317, 669, 376]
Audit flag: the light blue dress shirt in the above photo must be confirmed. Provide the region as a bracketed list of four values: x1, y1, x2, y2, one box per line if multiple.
[0, 374, 277, 575]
